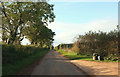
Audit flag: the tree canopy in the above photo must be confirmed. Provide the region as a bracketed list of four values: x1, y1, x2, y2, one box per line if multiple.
[1, 2, 55, 47]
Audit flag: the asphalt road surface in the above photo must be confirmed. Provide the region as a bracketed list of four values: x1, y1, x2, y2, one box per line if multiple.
[31, 51, 87, 75]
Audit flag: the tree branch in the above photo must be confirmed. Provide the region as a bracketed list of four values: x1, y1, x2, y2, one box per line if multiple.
[0, 26, 10, 33]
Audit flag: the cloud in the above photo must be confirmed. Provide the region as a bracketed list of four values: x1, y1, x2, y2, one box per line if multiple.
[48, 19, 117, 46]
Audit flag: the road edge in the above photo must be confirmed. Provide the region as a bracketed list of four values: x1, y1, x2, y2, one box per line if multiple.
[16, 51, 50, 75]
[56, 51, 95, 77]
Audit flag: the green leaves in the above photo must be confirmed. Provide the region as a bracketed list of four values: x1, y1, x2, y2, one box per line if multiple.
[1, 2, 55, 45]
[24, 24, 55, 47]
[73, 29, 118, 57]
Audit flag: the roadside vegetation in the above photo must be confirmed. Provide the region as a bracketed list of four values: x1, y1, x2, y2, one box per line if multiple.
[55, 27, 119, 62]
[58, 50, 93, 60]
[1, 1, 55, 76]
[2, 44, 49, 75]
[57, 50, 118, 62]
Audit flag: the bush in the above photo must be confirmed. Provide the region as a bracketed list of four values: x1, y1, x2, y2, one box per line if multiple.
[2, 44, 48, 65]
[2, 44, 49, 75]
[71, 30, 118, 59]
[72, 42, 79, 53]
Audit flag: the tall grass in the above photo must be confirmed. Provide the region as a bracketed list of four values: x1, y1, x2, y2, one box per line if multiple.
[2, 44, 49, 75]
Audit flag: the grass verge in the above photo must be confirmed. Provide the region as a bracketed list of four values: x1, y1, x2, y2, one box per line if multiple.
[58, 50, 93, 60]
[57, 50, 118, 62]
[2, 48, 48, 75]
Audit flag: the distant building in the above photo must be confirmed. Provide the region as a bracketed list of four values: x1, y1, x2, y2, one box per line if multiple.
[55, 43, 73, 50]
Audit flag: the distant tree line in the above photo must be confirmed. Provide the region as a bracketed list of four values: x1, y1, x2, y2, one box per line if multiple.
[1, 2, 55, 48]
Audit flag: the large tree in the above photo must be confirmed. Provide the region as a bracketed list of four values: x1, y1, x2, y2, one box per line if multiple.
[1, 2, 55, 45]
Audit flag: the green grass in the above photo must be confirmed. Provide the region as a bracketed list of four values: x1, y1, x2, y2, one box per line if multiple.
[58, 50, 118, 62]
[58, 50, 93, 60]
[2, 48, 49, 75]
[103, 59, 118, 62]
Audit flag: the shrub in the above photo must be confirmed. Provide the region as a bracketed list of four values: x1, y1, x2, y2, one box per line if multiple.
[2, 44, 47, 65]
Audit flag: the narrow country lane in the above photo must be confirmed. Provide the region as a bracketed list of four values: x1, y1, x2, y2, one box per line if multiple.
[31, 51, 87, 75]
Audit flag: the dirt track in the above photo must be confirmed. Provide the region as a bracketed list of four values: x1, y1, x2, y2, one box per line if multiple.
[31, 51, 87, 75]
[71, 59, 118, 75]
